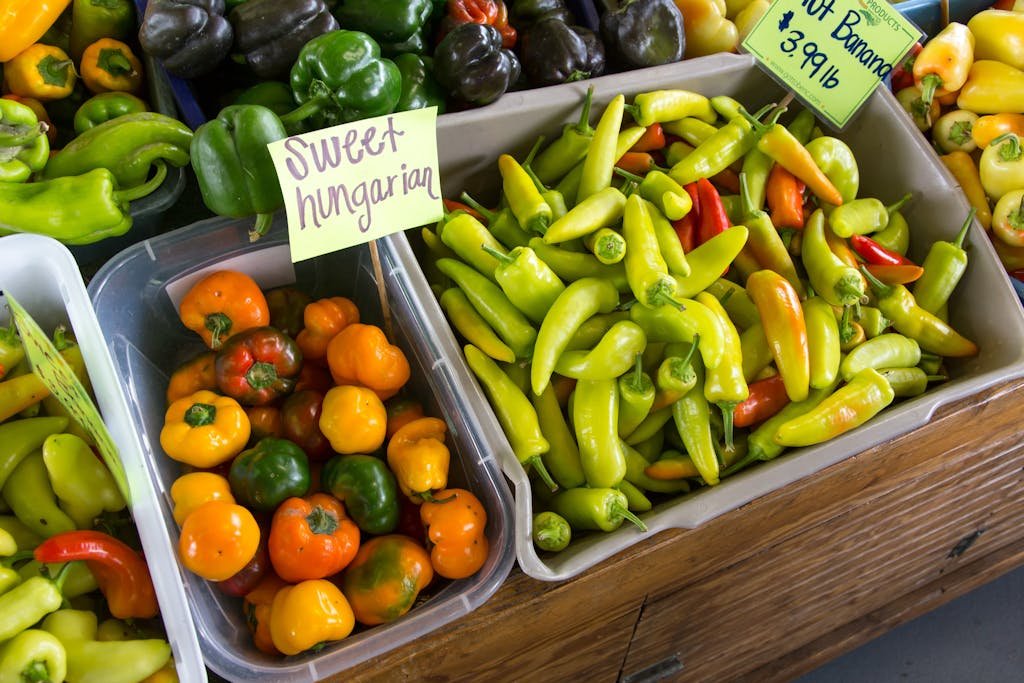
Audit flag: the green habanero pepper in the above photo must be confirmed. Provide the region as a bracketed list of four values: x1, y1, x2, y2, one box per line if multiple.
[0, 99, 49, 183]
[41, 609, 171, 683]
[532, 511, 571, 552]
[284, 30, 401, 130]
[3, 451, 77, 538]
[528, 237, 631, 291]
[839, 333, 921, 382]
[191, 104, 287, 241]
[321, 454, 400, 535]
[550, 487, 646, 533]
[41, 112, 191, 188]
[0, 628, 67, 683]
[72, 91, 148, 135]
[573, 378, 627, 488]
[878, 367, 946, 398]
[860, 266, 978, 357]
[912, 209, 974, 315]
[802, 209, 865, 307]
[440, 288, 516, 363]
[464, 344, 558, 491]
[533, 86, 595, 186]
[41, 433, 125, 529]
[531, 277, 620, 395]
[439, 212, 508, 279]
[554, 320, 647, 380]
[774, 368, 895, 447]
[0, 562, 72, 641]
[805, 136, 860, 205]
[436, 258, 538, 359]
[618, 353, 656, 439]
[483, 244, 566, 324]
[531, 383, 586, 490]
[829, 193, 914, 238]
[228, 438, 311, 512]
[394, 53, 446, 113]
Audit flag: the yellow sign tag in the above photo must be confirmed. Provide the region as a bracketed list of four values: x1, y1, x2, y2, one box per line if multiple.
[742, 0, 921, 129]
[5, 294, 130, 503]
[268, 106, 445, 262]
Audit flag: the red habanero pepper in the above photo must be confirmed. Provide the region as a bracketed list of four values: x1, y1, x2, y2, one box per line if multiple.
[630, 123, 666, 152]
[891, 43, 922, 93]
[849, 234, 915, 266]
[732, 374, 790, 428]
[34, 530, 159, 619]
[696, 177, 729, 245]
[442, 198, 484, 222]
[615, 152, 658, 175]
[446, 0, 517, 48]
[767, 164, 805, 230]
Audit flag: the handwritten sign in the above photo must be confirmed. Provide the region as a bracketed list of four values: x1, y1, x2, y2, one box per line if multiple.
[742, 0, 921, 129]
[5, 294, 130, 502]
[268, 107, 444, 262]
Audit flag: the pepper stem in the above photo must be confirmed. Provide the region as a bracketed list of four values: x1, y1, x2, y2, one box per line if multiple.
[631, 352, 644, 387]
[205, 312, 232, 349]
[50, 560, 76, 594]
[738, 171, 757, 221]
[678, 334, 700, 372]
[250, 212, 275, 242]
[719, 402, 736, 451]
[24, 660, 51, 682]
[481, 243, 516, 265]
[418, 491, 456, 504]
[279, 96, 328, 128]
[459, 192, 496, 222]
[886, 192, 913, 216]
[245, 361, 279, 390]
[575, 86, 595, 135]
[859, 264, 892, 297]
[612, 503, 648, 532]
[306, 504, 339, 535]
[951, 207, 976, 249]
[184, 402, 216, 427]
[1, 550, 33, 567]
[114, 160, 167, 203]
[51, 325, 70, 351]
[919, 73, 942, 106]
[522, 135, 546, 168]
[926, 374, 948, 382]
[528, 455, 559, 493]
[612, 167, 645, 183]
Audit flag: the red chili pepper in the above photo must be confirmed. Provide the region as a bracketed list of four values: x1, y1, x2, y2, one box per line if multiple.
[712, 167, 741, 195]
[673, 215, 696, 253]
[445, 0, 517, 48]
[615, 151, 658, 175]
[891, 42, 922, 92]
[696, 177, 729, 245]
[863, 263, 925, 285]
[767, 164, 806, 230]
[849, 234, 915, 266]
[443, 198, 485, 222]
[733, 374, 790, 429]
[34, 530, 159, 619]
[629, 123, 666, 152]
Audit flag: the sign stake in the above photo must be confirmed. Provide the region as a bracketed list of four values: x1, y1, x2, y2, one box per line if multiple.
[367, 240, 395, 342]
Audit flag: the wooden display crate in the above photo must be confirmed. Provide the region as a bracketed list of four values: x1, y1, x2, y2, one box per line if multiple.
[334, 376, 1024, 682]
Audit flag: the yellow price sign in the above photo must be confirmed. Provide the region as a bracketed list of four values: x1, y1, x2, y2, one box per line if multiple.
[6, 294, 130, 503]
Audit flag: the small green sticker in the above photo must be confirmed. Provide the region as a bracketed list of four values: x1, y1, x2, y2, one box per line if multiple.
[6, 294, 130, 503]
[268, 106, 445, 263]
[742, 0, 921, 129]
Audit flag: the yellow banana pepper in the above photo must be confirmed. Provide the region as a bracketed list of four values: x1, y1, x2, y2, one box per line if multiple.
[957, 61, 1024, 114]
[913, 22, 974, 106]
[4, 44, 77, 101]
[940, 150, 993, 230]
[968, 10, 1024, 71]
[0, 0, 72, 62]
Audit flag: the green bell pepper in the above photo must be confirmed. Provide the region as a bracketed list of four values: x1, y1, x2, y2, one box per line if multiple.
[2, 451, 77, 539]
[70, 0, 135, 61]
[228, 437, 310, 512]
[0, 629, 67, 683]
[284, 30, 401, 130]
[41, 112, 192, 189]
[333, 0, 433, 43]
[73, 92, 148, 135]
[394, 53, 446, 113]
[234, 81, 297, 118]
[41, 609, 171, 683]
[0, 99, 49, 183]
[321, 454, 400, 535]
[42, 434, 126, 529]
[190, 104, 287, 241]
[380, 27, 428, 57]
[0, 164, 167, 244]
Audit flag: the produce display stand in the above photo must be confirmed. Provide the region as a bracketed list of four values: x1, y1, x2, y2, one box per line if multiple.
[333, 374, 1024, 682]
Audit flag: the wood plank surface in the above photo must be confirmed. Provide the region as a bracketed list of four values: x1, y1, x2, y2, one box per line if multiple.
[337, 377, 1024, 683]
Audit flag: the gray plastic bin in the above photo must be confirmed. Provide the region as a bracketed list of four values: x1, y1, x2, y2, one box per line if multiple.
[390, 52, 1024, 581]
[87, 216, 516, 682]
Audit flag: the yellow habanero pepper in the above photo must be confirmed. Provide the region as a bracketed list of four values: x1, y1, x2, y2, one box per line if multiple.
[674, 0, 739, 59]
[0, 0, 72, 62]
[968, 10, 1024, 72]
[159, 390, 251, 468]
[912, 22, 974, 106]
[957, 61, 1024, 114]
[269, 579, 355, 656]
[79, 38, 143, 94]
[4, 44, 77, 101]
[386, 417, 451, 502]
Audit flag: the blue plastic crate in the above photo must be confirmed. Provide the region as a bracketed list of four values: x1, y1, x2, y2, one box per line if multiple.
[893, 0, 994, 38]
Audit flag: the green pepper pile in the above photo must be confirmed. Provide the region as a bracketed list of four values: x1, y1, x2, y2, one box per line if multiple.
[0, 323, 174, 683]
[420, 88, 981, 552]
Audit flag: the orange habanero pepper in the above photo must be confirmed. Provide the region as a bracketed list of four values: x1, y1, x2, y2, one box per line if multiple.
[243, 572, 288, 655]
[178, 270, 270, 350]
[319, 385, 387, 454]
[165, 351, 217, 404]
[386, 417, 450, 502]
[295, 296, 360, 362]
[268, 493, 360, 582]
[169, 472, 235, 526]
[326, 323, 410, 400]
[420, 488, 489, 579]
[270, 579, 355, 655]
[178, 500, 261, 581]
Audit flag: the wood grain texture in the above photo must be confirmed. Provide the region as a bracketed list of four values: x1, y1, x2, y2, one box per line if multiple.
[336, 378, 1024, 683]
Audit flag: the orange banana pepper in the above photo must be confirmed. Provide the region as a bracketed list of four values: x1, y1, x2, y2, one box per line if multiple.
[746, 270, 809, 402]
[972, 114, 1024, 149]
